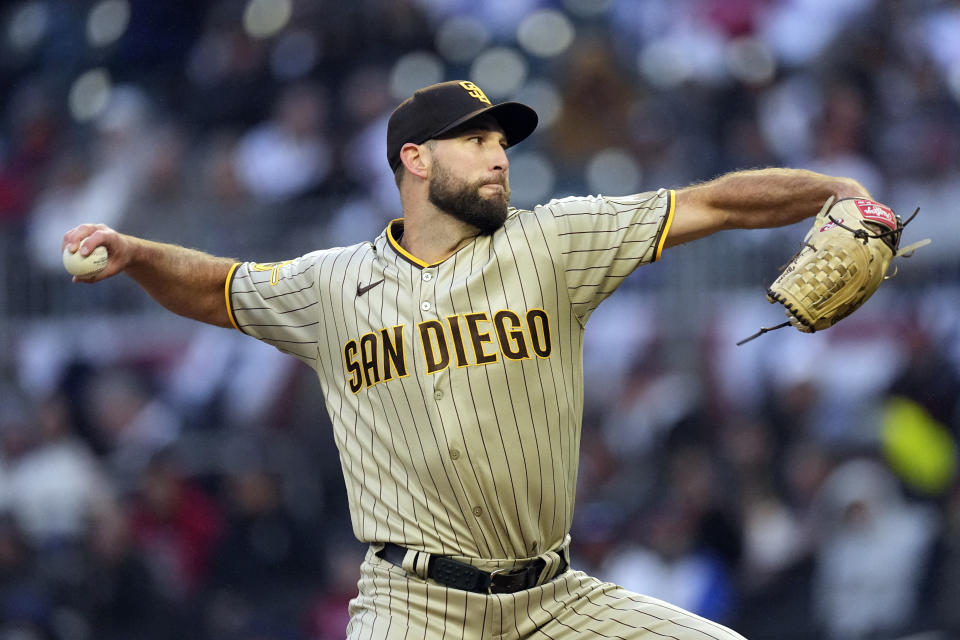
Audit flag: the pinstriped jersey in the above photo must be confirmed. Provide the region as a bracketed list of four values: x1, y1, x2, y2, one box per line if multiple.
[226, 188, 675, 560]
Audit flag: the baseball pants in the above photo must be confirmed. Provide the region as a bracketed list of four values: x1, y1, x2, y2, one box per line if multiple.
[346, 544, 747, 640]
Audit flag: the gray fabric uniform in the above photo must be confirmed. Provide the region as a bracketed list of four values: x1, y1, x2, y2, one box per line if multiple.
[227, 188, 746, 639]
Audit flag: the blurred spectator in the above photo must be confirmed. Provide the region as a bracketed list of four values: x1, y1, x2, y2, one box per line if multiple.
[804, 80, 884, 198]
[549, 38, 640, 179]
[324, 196, 395, 247]
[87, 368, 183, 492]
[930, 481, 960, 635]
[600, 443, 740, 623]
[811, 457, 938, 640]
[721, 413, 805, 588]
[600, 503, 736, 623]
[339, 66, 401, 215]
[600, 362, 702, 468]
[26, 86, 157, 272]
[80, 509, 172, 640]
[188, 131, 268, 257]
[666, 443, 744, 571]
[129, 449, 223, 602]
[0, 82, 60, 225]
[164, 325, 297, 431]
[117, 122, 196, 241]
[206, 458, 323, 626]
[782, 439, 836, 534]
[732, 479, 816, 640]
[1, 393, 121, 639]
[887, 323, 960, 431]
[0, 513, 57, 640]
[305, 544, 364, 640]
[758, 0, 876, 67]
[232, 82, 333, 204]
[0, 383, 34, 514]
[739, 482, 803, 577]
[183, 6, 274, 127]
[6, 393, 118, 548]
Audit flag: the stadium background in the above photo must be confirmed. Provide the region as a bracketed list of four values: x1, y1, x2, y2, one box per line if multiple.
[1, 0, 959, 638]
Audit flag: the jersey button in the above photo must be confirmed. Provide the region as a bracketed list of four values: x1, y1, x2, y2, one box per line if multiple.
[421, 301, 431, 312]
[472, 506, 483, 517]
[422, 272, 433, 282]
[434, 390, 443, 401]
[449, 448, 460, 460]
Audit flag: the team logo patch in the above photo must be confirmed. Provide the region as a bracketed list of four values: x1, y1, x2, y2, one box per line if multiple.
[459, 81, 491, 105]
[251, 260, 293, 271]
[854, 199, 896, 230]
[251, 260, 294, 285]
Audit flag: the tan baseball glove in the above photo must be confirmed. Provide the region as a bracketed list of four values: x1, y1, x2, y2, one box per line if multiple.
[738, 196, 930, 345]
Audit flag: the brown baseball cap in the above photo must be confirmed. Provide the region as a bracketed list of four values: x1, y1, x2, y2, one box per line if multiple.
[386, 80, 538, 172]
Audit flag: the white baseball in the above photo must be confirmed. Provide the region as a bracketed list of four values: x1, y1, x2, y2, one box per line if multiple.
[63, 243, 109, 277]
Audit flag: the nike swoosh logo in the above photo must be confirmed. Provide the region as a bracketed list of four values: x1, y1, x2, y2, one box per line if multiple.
[356, 279, 384, 296]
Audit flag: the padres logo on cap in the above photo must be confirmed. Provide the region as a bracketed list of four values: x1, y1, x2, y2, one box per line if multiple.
[459, 81, 491, 105]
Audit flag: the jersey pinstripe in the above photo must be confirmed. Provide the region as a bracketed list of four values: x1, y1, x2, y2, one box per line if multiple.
[227, 188, 675, 560]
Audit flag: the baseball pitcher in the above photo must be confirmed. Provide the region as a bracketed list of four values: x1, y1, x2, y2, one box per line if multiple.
[64, 80, 880, 639]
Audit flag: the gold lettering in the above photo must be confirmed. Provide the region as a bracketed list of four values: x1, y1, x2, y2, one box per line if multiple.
[526, 309, 551, 358]
[344, 340, 362, 394]
[360, 333, 380, 388]
[446, 315, 470, 367]
[465, 312, 497, 365]
[419, 320, 450, 374]
[494, 310, 529, 360]
[380, 325, 407, 381]
[345, 308, 552, 392]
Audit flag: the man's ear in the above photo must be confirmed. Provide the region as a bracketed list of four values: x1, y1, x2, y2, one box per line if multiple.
[400, 142, 430, 180]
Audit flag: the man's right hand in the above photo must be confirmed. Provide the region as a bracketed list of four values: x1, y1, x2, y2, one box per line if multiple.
[61, 223, 135, 283]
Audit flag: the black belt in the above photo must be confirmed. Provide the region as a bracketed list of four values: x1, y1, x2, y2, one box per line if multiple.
[376, 542, 568, 594]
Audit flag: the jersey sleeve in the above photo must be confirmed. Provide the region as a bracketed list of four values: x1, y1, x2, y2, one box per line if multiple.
[226, 252, 325, 365]
[536, 188, 674, 323]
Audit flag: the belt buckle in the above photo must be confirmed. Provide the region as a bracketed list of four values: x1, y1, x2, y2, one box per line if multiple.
[488, 564, 536, 594]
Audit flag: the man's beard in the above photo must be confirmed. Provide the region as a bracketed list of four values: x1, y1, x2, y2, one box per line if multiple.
[427, 161, 510, 235]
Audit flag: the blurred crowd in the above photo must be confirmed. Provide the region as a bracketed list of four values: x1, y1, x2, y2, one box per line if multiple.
[1, 0, 960, 638]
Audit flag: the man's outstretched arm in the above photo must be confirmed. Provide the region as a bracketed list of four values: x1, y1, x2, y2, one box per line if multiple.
[667, 168, 872, 248]
[62, 223, 236, 328]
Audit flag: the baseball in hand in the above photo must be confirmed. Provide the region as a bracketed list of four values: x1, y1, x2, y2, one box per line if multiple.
[63, 243, 109, 277]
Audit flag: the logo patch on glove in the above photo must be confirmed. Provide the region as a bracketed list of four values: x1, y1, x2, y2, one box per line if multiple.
[820, 218, 843, 232]
[854, 199, 896, 229]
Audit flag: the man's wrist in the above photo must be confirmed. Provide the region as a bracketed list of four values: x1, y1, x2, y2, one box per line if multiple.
[123, 235, 155, 272]
[834, 178, 872, 200]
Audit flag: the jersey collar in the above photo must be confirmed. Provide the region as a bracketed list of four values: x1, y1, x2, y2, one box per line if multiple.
[384, 209, 521, 269]
[386, 219, 434, 268]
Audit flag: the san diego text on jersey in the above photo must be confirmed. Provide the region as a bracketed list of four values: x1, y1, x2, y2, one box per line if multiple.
[343, 308, 552, 393]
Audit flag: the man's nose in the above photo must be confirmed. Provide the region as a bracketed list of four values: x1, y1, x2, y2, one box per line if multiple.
[490, 146, 509, 171]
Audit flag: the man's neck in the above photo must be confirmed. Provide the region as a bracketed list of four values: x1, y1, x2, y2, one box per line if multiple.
[399, 201, 480, 265]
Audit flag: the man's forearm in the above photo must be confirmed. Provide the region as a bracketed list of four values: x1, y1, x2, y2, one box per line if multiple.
[63, 223, 239, 327]
[125, 237, 237, 327]
[686, 168, 871, 230]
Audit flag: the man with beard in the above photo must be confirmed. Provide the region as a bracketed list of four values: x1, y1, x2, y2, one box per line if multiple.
[63, 80, 871, 639]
